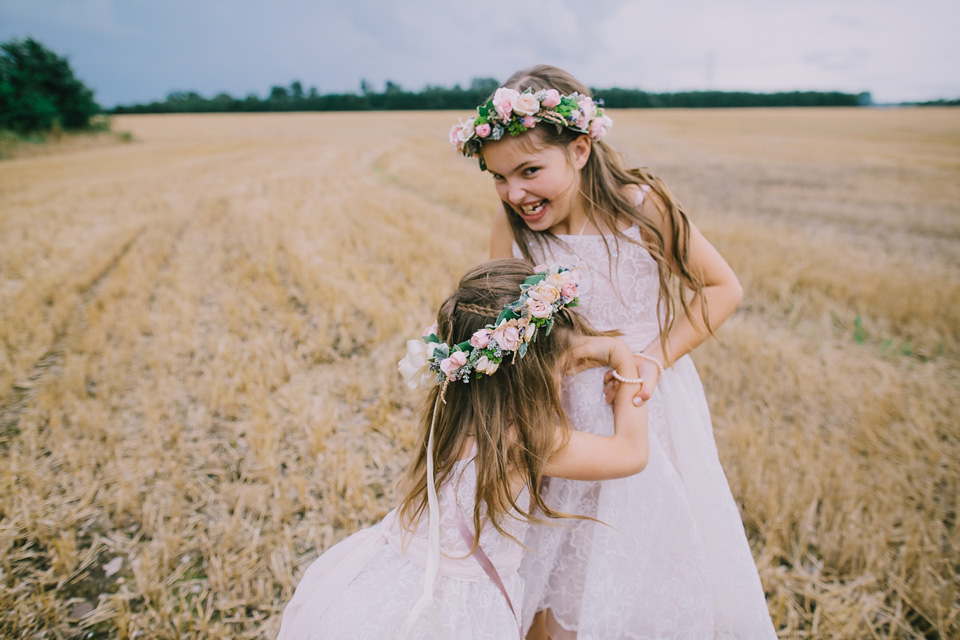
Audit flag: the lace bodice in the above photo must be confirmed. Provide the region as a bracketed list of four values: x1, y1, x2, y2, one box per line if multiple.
[514, 224, 661, 351]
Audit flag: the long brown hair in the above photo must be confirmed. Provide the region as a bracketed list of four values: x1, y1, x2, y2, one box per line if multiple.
[397, 259, 593, 545]
[495, 64, 712, 353]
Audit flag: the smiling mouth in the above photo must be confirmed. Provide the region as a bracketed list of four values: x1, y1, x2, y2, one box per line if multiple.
[520, 199, 547, 216]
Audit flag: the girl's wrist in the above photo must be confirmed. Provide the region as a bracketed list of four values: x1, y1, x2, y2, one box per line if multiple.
[633, 351, 665, 376]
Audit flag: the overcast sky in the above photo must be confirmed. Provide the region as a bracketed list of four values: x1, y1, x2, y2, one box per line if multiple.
[2, 0, 958, 107]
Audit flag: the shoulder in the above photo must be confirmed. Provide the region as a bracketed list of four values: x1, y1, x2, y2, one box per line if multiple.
[489, 203, 515, 259]
[623, 183, 669, 232]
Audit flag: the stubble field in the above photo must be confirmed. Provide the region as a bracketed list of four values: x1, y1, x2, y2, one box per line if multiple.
[1, 107, 958, 638]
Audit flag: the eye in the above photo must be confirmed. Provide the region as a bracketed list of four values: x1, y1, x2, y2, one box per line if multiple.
[523, 167, 540, 177]
[491, 173, 505, 182]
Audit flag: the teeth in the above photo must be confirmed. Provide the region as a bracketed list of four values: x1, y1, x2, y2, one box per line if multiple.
[522, 200, 545, 215]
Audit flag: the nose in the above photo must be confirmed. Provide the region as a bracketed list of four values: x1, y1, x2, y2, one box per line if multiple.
[506, 180, 526, 205]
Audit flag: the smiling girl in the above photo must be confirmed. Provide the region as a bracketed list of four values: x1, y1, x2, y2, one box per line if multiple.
[450, 65, 776, 639]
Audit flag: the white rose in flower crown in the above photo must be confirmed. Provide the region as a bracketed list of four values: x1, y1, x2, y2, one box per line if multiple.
[560, 268, 582, 284]
[476, 355, 499, 375]
[530, 283, 561, 304]
[398, 340, 433, 390]
[513, 93, 541, 116]
[457, 117, 476, 143]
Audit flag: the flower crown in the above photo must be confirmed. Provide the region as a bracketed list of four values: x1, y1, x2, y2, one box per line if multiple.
[398, 264, 581, 389]
[449, 87, 613, 161]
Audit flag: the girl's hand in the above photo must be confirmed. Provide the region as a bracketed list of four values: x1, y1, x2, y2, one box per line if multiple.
[603, 354, 662, 406]
[567, 336, 634, 376]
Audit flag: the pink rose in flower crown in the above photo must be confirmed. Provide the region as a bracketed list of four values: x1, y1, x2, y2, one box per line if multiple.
[561, 281, 578, 301]
[475, 123, 491, 138]
[513, 93, 540, 116]
[578, 97, 597, 120]
[521, 115, 537, 128]
[493, 322, 520, 351]
[440, 350, 468, 380]
[493, 87, 520, 121]
[541, 89, 561, 108]
[590, 114, 613, 140]
[449, 124, 462, 146]
[423, 322, 438, 337]
[526, 298, 552, 318]
[470, 328, 492, 349]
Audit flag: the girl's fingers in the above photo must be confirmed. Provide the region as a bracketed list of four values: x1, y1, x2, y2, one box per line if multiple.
[604, 377, 619, 404]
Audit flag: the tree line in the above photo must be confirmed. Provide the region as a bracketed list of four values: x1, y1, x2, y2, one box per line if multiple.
[113, 79, 874, 114]
[0, 37, 101, 133]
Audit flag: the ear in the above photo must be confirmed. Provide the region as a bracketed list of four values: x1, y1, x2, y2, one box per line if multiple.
[570, 134, 591, 170]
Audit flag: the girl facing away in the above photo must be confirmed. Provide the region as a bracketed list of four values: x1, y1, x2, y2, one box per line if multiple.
[276, 259, 649, 639]
[449, 65, 777, 638]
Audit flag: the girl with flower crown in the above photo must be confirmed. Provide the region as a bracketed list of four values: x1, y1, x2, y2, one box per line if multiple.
[276, 259, 649, 639]
[450, 66, 776, 638]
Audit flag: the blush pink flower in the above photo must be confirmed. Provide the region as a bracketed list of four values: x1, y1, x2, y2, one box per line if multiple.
[493, 87, 520, 121]
[423, 322, 438, 337]
[561, 281, 578, 300]
[590, 114, 613, 140]
[521, 115, 536, 128]
[475, 123, 491, 138]
[449, 123, 461, 146]
[493, 322, 520, 351]
[541, 89, 561, 108]
[526, 299, 552, 318]
[470, 328, 492, 349]
[440, 350, 468, 380]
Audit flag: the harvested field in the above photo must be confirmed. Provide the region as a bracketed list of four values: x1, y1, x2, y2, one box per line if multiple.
[1, 107, 958, 638]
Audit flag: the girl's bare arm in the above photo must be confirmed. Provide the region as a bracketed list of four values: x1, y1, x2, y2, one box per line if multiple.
[543, 336, 649, 481]
[490, 205, 515, 259]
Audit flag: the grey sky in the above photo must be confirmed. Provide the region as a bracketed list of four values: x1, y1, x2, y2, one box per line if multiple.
[1, 0, 958, 107]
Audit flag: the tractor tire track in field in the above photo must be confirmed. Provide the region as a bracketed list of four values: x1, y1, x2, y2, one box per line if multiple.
[0, 227, 145, 441]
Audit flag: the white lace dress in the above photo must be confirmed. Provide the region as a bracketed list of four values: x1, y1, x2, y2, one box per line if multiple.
[515, 202, 776, 638]
[276, 455, 528, 639]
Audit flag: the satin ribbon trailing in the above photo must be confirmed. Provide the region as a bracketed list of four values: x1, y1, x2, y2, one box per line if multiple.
[398, 396, 446, 640]
[448, 482, 523, 638]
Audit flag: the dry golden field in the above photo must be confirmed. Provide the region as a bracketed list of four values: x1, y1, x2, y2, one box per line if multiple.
[1, 107, 958, 639]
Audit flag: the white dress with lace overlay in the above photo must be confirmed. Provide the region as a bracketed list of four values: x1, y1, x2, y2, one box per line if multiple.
[277, 455, 528, 639]
[515, 191, 776, 639]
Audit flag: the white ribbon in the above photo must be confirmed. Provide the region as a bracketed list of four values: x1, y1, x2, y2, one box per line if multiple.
[398, 395, 446, 639]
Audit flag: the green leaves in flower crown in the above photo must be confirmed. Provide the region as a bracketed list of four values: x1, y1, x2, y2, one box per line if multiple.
[495, 307, 519, 326]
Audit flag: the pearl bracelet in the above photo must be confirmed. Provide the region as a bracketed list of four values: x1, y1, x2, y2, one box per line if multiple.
[633, 352, 665, 376]
[611, 370, 643, 385]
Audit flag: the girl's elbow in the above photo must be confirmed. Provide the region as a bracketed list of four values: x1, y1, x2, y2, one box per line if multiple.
[634, 449, 649, 474]
[727, 275, 744, 310]
[625, 446, 649, 476]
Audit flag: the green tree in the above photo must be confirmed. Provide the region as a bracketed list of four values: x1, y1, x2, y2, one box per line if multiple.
[0, 37, 100, 132]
